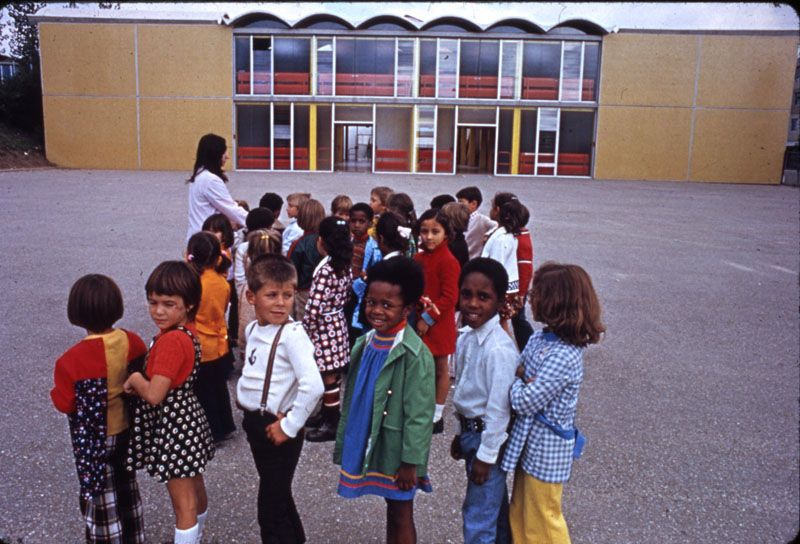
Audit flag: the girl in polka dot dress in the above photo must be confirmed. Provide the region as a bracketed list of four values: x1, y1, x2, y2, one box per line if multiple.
[303, 216, 354, 442]
[124, 261, 215, 544]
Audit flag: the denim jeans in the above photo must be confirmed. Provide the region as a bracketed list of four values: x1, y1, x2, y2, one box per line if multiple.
[460, 429, 511, 544]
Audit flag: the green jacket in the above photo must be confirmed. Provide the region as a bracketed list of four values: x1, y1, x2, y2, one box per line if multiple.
[334, 325, 435, 478]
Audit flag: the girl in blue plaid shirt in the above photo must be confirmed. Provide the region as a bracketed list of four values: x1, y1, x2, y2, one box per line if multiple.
[501, 262, 604, 543]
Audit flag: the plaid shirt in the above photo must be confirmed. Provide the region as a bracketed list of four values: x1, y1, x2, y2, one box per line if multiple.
[501, 330, 584, 482]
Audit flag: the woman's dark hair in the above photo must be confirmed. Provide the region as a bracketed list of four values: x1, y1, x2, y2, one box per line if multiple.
[365, 256, 425, 306]
[376, 211, 409, 254]
[459, 257, 509, 302]
[186, 231, 222, 275]
[530, 262, 605, 348]
[67, 274, 124, 332]
[430, 194, 456, 209]
[318, 216, 354, 277]
[297, 199, 325, 233]
[188, 133, 227, 183]
[202, 213, 234, 249]
[246, 207, 275, 232]
[387, 192, 417, 227]
[497, 200, 527, 235]
[350, 202, 374, 221]
[145, 261, 202, 320]
[416, 207, 452, 240]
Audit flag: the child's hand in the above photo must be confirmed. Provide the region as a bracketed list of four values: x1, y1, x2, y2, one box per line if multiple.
[395, 462, 417, 491]
[416, 321, 430, 337]
[266, 413, 290, 445]
[469, 459, 492, 485]
[123, 373, 139, 395]
[450, 435, 463, 460]
[515, 365, 526, 379]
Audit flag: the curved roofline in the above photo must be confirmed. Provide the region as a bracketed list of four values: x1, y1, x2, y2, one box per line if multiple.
[293, 13, 354, 30]
[356, 15, 418, 31]
[228, 12, 290, 29]
[550, 18, 608, 36]
[486, 18, 546, 34]
[420, 16, 483, 33]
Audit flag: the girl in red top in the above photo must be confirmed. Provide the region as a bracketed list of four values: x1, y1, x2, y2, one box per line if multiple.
[124, 261, 215, 544]
[414, 208, 461, 434]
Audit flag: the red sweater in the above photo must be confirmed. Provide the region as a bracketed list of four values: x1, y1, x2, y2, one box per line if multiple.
[515, 228, 534, 299]
[414, 242, 460, 356]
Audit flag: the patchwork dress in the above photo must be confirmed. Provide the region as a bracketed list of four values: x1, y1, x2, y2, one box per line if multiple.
[303, 257, 353, 373]
[127, 326, 215, 482]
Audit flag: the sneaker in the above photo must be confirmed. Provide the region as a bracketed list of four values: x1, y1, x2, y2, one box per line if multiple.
[432, 418, 444, 434]
[305, 421, 337, 442]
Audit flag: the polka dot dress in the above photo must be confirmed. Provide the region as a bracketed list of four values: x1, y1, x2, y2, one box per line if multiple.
[126, 326, 215, 482]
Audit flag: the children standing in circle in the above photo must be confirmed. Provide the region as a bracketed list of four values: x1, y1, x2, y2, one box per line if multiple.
[451, 258, 518, 544]
[186, 232, 237, 443]
[237, 254, 324, 544]
[52, 274, 147, 544]
[303, 216, 354, 442]
[414, 208, 460, 434]
[501, 262, 605, 544]
[124, 261, 215, 544]
[334, 257, 435, 544]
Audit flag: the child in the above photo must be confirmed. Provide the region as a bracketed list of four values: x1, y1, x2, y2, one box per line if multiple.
[51, 274, 147, 544]
[334, 257, 435, 544]
[237, 254, 324, 544]
[451, 258, 518, 544]
[185, 232, 237, 443]
[125, 261, 215, 544]
[303, 216, 354, 442]
[282, 192, 311, 255]
[456, 186, 497, 259]
[367, 186, 394, 239]
[202, 213, 237, 353]
[414, 208, 460, 434]
[440, 201, 470, 268]
[387, 192, 418, 258]
[234, 207, 276, 306]
[347, 202, 380, 345]
[331, 194, 353, 220]
[430, 193, 456, 209]
[288, 198, 325, 321]
[259, 192, 285, 236]
[375, 211, 411, 261]
[501, 262, 605, 543]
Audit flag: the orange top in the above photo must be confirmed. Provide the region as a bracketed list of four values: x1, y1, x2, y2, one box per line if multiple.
[195, 268, 231, 362]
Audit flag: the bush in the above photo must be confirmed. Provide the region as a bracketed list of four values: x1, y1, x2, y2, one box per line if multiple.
[0, 68, 43, 144]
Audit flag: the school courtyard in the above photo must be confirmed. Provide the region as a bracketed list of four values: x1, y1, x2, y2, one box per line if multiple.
[0, 168, 797, 543]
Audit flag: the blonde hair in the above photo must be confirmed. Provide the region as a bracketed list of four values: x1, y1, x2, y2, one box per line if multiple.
[331, 194, 353, 216]
[440, 201, 470, 233]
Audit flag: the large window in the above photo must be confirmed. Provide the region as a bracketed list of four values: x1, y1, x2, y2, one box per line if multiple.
[582, 43, 599, 101]
[560, 42, 582, 102]
[336, 38, 395, 96]
[396, 39, 414, 97]
[274, 38, 310, 95]
[536, 108, 559, 175]
[419, 40, 437, 97]
[437, 39, 458, 98]
[316, 38, 333, 95]
[522, 42, 560, 100]
[236, 105, 270, 169]
[499, 41, 520, 99]
[316, 105, 333, 171]
[416, 105, 435, 173]
[459, 41, 499, 98]
[558, 110, 593, 176]
[375, 107, 413, 172]
[273, 105, 292, 169]
[436, 107, 455, 173]
[496, 109, 514, 174]
[519, 109, 537, 174]
[293, 105, 310, 171]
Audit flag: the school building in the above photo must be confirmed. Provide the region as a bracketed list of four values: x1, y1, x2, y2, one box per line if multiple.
[32, 3, 799, 183]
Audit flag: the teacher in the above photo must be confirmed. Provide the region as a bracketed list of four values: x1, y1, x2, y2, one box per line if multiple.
[186, 133, 248, 242]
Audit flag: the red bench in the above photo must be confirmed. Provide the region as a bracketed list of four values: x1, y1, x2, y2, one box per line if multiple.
[557, 153, 590, 175]
[236, 71, 271, 94]
[417, 149, 454, 172]
[375, 149, 409, 172]
[274, 72, 310, 95]
[336, 73, 395, 96]
[459, 75, 498, 98]
[238, 146, 270, 169]
[522, 77, 559, 100]
[273, 147, 310, 169]
[417, 74, 457, 97]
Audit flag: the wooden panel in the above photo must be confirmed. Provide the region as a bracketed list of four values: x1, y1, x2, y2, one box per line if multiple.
[138, 24, 232, 97]
[599, 33, 697, 108]
[43, 96, 137, 169]
[594, 106, 692, 181]
[139, 98, 231, 170]
[690, 109, 786, 184]
[697, 35, 798, 109]
[39, 23, 135, 96]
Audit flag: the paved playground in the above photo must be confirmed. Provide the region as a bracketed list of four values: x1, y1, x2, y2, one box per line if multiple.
[0, 168, 797, 543]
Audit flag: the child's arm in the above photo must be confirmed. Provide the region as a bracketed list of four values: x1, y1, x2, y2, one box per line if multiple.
[301, 264, 328, 330]
[233, 243, 247, 292]
[51, 355, 76, 414]
[510, 349, 578, 415]
[418, 256, 459, 332]
[123, 372, 172, 406]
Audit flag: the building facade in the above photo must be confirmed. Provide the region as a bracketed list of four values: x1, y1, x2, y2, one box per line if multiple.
[33, 3, 799, 183]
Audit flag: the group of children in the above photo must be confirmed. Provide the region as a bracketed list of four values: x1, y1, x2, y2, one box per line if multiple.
[51, 132, 606, 544]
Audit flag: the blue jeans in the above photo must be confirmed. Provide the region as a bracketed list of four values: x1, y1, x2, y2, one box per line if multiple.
[460, 430, 511, 544]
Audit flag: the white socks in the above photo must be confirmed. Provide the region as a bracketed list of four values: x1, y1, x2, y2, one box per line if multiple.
[174, 523, 199, 544]
[197, 510, 208, 541]
[433, 403, 445, 422]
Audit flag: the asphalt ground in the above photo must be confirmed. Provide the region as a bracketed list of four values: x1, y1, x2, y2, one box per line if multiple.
[0, 169, 798, 544]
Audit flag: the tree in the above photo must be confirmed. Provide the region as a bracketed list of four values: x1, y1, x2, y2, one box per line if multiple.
[1, 2, 44, 70]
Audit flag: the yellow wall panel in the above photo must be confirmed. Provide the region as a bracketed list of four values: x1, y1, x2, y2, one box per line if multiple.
[594, 106, 692, 181]
[140, 98, 232, 170]
[39, 23, 135, 96]
[138, 25, 232, 97]
[599, 34, 697, 107]
[690, 109, 786, 184]
[43, 96, 137, 169]
[697, 35, 798, 109]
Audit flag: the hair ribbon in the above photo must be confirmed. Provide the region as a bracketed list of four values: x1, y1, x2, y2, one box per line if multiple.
[397, 226, 412, 239]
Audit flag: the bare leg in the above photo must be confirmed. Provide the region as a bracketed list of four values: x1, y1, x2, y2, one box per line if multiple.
[434, 355, 450, 405]
[386, 499, 416, 544]
[166, 477, 199, 529]
[193, 474, 208, 514]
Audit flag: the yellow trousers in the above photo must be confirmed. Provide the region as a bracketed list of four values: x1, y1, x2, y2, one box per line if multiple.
[509, 470, 571, 544]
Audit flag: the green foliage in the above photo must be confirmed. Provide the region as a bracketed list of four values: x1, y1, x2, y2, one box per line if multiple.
[2, 2, 44, 68]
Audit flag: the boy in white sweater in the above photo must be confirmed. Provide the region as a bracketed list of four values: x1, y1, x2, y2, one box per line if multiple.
[236, 254, 324, 543]
[456, 186, 497, 260]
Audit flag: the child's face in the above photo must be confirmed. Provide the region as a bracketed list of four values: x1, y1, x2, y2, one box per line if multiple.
[246, 280, 296, 326]
[365, 281, 410, 334]
[489, 201, 500, 221]
[287, 200, 299, 218]
[458, 198, 479, 214]
[459, 272, 501, 330]
[349, 211, 369, 238]
[370, 193, 385, 214]
[148, 293, 191, 333]
[419, 218, 447, 252]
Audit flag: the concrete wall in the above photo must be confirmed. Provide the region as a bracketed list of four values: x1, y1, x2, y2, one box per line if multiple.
[39, 22, 233, 171]
[595, 33, 798, 184]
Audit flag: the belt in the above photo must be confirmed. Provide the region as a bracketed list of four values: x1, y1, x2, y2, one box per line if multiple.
[457, 414, 485, 433]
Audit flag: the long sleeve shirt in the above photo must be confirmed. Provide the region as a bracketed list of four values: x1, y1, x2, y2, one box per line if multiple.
[452, 314, 518, 464]
[282, 218, 303, 256]
[236, 320, 324, 438]
[186, 169, 248, 242]
[465, 211, 497, 259]
[482, 226, 520, 293]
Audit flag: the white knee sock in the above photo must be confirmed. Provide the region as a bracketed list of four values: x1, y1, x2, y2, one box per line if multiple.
[197, 510, 208, 541]
[174, 523, 199, 544]
[434, 404, 445, 422]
